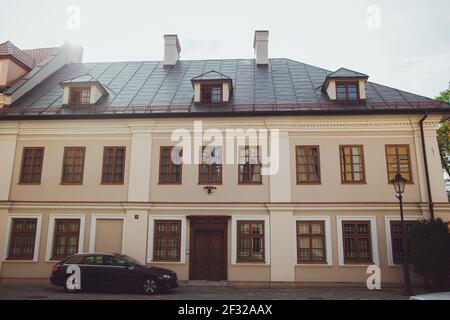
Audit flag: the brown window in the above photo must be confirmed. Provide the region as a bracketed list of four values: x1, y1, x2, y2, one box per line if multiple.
[101, 147, 126, 184]
[390, 221, 416, 264]
[336, 81, 359, 101]
[153, 220, 181, 261]
[340, 145, 365, 183]
[199, 146, 222, 184]
[342, 221, 372, 264]
[61, 147, 86, 184]
[51, 219, 80, 260]
[296, 221, 326, 264]
[19, 147, 44, 184]
[7, 218, 37, 260]
[238, 146, 262, 184]
[237, 221, 265, 262]
[159, 146, 182, 184]
[385, 145, 412, 183]
[296, 146, 321, 184]
[69, 87, 91, 106]
[201, 84, 222, 104]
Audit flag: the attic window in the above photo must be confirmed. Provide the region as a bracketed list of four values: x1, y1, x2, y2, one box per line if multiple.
[69, 87, 91, 106]
[336, 82, 359, 101]
[201, 84, 222, 104]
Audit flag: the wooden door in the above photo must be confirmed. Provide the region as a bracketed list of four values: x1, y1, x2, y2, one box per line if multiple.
[189, 216, 228, 281]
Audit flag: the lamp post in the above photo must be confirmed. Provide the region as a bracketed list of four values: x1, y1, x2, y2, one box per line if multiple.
[390, 173, 412, 296]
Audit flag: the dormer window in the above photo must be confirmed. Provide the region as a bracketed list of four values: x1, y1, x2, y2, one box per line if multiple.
[69, 87, 91, 106]
[336, 82, 359, 101]
[60, 75, 108, 107]
[201, 84, 223, 104]
[321, 68, 368, 102]
[192, 70, 233, 105]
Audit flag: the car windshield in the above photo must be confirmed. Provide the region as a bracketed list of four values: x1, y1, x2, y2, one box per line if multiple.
[121, 255, 144, 267]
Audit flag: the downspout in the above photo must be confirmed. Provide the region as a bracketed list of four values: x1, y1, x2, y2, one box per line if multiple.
[419, 113, 434, 219]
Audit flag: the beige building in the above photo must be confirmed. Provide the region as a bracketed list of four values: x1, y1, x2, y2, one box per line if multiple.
[0, 32, 449, 286]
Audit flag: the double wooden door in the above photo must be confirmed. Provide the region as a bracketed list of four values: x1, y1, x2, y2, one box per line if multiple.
[189, 216, 228, 281]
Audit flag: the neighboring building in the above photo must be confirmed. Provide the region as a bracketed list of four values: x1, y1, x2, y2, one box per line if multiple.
[0, 32, 449, 285]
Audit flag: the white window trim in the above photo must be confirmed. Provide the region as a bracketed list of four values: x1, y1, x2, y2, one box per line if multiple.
[3, 214, 42, 262]
[45, 214, 85, 262]
[336, 216, 379, 266]
[385, 215, 422, 266]
[293, 216, 333, 266]
[147, 215, 186, 264]
[231, 215, 270, 265]
[88, 214, 126, 253]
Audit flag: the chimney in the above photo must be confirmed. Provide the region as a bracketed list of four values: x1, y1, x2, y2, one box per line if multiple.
[164, 34, 181, 67]
[253, 30, 269, 66]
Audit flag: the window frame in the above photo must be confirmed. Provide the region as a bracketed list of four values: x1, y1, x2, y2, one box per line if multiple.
[385, 144, 413, 184]
[50, 219, 81, 261]
[147, 216, 186, 264]
[337, 216, 379, 266]
[101, 146, 126, 185]
[19, 147, 45, 185]
[236, 220, 265, 263]
[45, 214, 85, 262]
[335, 81, 360, 101]
[296, 221, 327, 264]
[68, 87, 91, 106]
[339, 145, 366, 184]
[231, 216, 270, 265]
[200, 83, 223, 104]
[238, 146, 263, 185]
[389, 220, 416, 265]
[4, 214, 42, 262]
[198, 146, 223, 185]
[152, 220, 182, 262]
[341, 221, 373, 264]
[294, 216, 333, 266]
[158, 146, 183, 185]
[384, 216, 421, 266]
[295, 145, 321, 184]
[60, 147, 86, 185]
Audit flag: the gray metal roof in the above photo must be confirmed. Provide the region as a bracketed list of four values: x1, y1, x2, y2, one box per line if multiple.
[1, 58, 448, 119]
[191, 70, 232, 81]
[60, 74, 100, 84]
[326, 67, 369, 79]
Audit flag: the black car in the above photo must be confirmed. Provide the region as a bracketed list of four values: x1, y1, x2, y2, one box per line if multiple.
[50, 253, 177, 295]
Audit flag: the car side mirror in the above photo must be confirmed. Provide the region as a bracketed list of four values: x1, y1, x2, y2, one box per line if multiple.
[127, 266, 135, 271]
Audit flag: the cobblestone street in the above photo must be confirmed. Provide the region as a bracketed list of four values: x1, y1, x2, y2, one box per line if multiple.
[0, 282, 407, 300]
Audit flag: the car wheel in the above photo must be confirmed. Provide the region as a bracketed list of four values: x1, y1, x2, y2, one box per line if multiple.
[64, 276, 81, 293]
[142, 277, 160, 295]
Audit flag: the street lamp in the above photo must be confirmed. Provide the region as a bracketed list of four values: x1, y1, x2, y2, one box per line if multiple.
[390, 173, 412, 296]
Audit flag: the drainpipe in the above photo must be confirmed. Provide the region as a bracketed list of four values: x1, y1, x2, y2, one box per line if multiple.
[419, 113, 434, 219]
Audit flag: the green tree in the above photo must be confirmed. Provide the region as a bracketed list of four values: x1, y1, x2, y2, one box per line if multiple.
[410, 218, 450, 291]
[436, 88, 450, 176]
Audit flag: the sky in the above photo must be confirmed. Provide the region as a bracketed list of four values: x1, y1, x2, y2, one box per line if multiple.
[1, 0, 449, 98]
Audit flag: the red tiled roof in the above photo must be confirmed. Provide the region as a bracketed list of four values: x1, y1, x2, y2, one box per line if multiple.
[0, 41, 59, 70]
[23, 47, 59, 65]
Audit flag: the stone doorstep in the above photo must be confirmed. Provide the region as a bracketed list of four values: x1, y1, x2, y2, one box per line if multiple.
[184, 280, 235, 288]
[0, 278, 50, 285]
[0, 278, 420, 291]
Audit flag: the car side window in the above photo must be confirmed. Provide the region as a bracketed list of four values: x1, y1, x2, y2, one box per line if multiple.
[103, 255, 128, 267]
[82, 255, 103, 265]
[64, 255, 84, 264]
